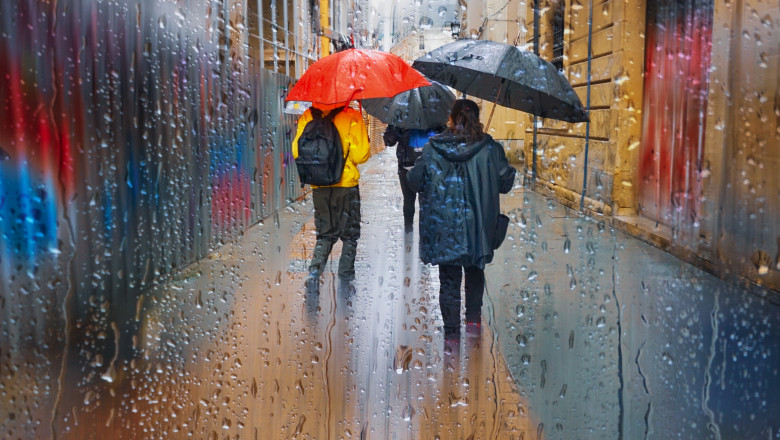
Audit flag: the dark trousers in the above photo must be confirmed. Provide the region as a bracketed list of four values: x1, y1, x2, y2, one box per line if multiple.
[438, 265, 485, 332]
[398, 167, 417, 225]
[310, 186, 361, 279]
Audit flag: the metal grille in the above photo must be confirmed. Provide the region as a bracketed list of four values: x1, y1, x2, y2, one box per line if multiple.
[368, 114, 389, 156]
[552, 4, 565, 71]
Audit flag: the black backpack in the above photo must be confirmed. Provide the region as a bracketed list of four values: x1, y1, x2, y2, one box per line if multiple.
[295, 107, 345, 186]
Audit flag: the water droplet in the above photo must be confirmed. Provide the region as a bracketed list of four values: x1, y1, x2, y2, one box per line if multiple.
[402, 403, 415, 421]
[394, 345, 413, 373]
[293, 416, 306, 435]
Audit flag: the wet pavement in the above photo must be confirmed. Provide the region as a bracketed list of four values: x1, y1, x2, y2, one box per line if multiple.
[14, 148, 780, 439]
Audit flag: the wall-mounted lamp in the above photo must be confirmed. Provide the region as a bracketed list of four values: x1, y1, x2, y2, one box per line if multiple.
[443, 21, 461, 39]
[449, 21, 461, 39]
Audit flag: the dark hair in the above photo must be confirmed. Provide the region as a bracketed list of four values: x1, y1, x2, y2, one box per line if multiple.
[448, 99, 484, 143]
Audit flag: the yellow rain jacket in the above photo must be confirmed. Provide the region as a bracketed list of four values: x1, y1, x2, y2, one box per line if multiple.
[292, 103, 371, 188]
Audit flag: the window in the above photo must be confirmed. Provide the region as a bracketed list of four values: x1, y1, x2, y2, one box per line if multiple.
[551, 1, 564, 71]
[251, 0, 308, 75]
[247, 0, 261, 65]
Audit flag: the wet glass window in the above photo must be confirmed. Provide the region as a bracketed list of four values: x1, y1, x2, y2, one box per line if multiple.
[1, 0, 778, 439]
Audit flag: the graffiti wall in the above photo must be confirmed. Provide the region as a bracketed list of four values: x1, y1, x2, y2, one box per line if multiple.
[0, 2, 299, 436]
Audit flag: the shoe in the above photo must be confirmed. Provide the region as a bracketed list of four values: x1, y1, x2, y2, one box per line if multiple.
[443, 340, 459, 360]
[337, 277, 356, 296]
[465, 320, 481, 335]
[304, 273, 320, 294]
[404, 222, 413, 233]
[443, 327, 460, 342]
[443, 332, 460, 361]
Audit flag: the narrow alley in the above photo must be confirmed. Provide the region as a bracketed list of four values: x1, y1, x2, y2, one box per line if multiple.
[2, 2, 780, 438]
[16, 148, 776, 439]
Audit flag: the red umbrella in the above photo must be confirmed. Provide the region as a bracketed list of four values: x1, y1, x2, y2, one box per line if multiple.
[285, 49, 430, 104]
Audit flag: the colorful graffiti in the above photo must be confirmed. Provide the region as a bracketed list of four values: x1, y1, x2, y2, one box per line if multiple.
[639, 0, 713, 228]
[0, 29, 74, 269]
[0, 1, 304, 438]
[0, 0, 297, 331]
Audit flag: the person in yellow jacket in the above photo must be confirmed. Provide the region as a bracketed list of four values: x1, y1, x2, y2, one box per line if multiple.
[292, 102, 370, 285]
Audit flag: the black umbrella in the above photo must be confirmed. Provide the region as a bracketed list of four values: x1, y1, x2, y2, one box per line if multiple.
[361, 80, 456, 130]
[412, 39, 588, 124]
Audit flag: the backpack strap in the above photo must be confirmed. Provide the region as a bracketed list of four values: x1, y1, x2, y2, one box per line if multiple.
[324, 106, 343, 120]
[327, 106, 349, 159]
[309, 106, 342, 120]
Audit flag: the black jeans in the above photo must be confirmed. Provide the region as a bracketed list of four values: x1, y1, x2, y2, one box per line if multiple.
[309, 186, 361, 279]
[438, 264, 485, 333]
[398, 167, 417, 225]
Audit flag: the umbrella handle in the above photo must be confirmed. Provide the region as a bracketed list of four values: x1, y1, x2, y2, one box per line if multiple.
[344, 88, 363, 110]
[485, 31, 520, 132]
[486, 100, 498, 131]
[485, 79, 506, 131]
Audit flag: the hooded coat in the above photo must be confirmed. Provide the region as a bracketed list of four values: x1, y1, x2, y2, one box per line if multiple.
[407, 130, 516, 268]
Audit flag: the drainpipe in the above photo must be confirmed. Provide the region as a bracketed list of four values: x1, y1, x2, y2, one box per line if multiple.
[320, 0, 330, 57]
[579, 0, 593, 211]
[532, 0, 539, 183]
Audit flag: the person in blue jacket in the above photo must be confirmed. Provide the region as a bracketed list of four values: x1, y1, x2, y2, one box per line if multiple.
[383, 125, 444, 231]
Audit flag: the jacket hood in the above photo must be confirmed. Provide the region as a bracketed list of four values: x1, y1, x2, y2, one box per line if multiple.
[429, 131, 492, 162]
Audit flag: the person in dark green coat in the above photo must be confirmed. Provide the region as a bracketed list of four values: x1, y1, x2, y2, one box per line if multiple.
[407, 99, 516, 342]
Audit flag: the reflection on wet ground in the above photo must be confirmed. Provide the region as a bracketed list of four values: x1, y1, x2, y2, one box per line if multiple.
[492, 189, 780, 439]
[8, 149, 779, 439]
[39, 150, 531, 439]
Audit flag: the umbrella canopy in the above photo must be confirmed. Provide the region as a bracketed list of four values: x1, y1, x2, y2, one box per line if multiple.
[285, 49, 430, 105]
[361, 80, 456, 129]
[412, 39, 588, 123]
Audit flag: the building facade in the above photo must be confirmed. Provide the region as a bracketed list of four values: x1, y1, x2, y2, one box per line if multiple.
[462, 0, 779, 291]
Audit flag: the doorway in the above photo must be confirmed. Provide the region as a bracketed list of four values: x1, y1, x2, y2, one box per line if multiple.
[638, 0, 714, 227]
